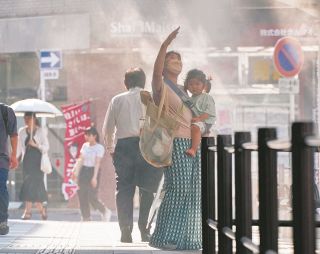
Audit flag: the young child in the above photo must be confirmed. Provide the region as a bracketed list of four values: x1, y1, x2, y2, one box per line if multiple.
[184, 69, 216, 157]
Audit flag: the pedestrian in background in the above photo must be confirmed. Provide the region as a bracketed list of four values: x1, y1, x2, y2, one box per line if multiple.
[149, 27, 202, 250]
[0, 103, 18, 235]
[71, 126, 111, 222]
[17, 112, 48, 220]
[102, 67, 163, 243]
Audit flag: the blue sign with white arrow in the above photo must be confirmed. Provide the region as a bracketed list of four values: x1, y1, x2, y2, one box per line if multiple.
[40, 50, 62, 69]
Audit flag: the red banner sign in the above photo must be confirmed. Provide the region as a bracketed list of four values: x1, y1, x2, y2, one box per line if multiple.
[61, 101, 91, 200]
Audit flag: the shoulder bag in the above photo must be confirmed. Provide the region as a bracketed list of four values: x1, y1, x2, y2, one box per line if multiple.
[41, 152, 52, 174]
[139, 85, 180, 168]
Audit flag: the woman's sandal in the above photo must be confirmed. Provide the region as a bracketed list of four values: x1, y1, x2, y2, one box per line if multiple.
[41, 207, 48, 220]
[21, 212, 32, 220]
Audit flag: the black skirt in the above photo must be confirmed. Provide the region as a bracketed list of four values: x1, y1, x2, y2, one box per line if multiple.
[19, 146, 48, 202]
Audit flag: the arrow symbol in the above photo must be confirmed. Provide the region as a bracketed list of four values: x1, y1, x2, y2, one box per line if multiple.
[41, 52, 60, 67]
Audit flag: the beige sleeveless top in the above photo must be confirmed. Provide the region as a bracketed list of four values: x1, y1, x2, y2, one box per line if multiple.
[154, 81, 192, 139]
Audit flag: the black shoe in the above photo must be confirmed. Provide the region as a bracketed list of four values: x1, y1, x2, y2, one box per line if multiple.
[141, 231, 151, 242]
[139, 226, 151, 242]
[0, 221, 9, 235]
[120, 227, 132, 243]
[120, 233, 132, 243]
[161, 243, 178, 250]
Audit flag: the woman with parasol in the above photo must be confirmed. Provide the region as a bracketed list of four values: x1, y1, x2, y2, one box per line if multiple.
[17, 112, 49, 220]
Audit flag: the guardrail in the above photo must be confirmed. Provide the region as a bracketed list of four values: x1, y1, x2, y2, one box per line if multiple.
[201, 122, 319, 254]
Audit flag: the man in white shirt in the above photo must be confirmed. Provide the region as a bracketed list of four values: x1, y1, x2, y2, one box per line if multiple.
[102, 68, 163, 243]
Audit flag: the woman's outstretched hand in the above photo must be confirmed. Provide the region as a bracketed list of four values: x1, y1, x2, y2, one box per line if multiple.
[153, 26, 181, 92]
[163, 26, 180, 47]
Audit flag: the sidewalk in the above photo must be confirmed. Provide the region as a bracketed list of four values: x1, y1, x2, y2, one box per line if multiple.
[1, 208, 202, 254]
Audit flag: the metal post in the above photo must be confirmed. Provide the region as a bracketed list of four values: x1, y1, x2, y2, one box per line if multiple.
[289, 93, 295, 123]
[40, 70, 48, 190]
[234, 132, 252, 254]
[217, 135, 233, 254]
[257, 128, 278, 253]
[291, 122, 315, 254]
[201, 137, 216, 254]
[6, 58, 16, 201]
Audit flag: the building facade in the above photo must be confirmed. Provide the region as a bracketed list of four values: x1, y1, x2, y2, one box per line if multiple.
[0, 0, 319, 209]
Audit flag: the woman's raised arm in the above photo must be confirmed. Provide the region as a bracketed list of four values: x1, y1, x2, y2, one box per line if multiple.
[152, 27, 180, 93]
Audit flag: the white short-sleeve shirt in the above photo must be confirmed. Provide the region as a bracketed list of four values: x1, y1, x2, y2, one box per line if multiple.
[80, 142, 105, 167]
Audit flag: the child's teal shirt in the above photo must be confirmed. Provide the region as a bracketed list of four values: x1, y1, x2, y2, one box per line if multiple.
[190, 93, 216, 124]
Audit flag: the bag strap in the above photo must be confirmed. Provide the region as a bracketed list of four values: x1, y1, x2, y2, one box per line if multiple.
[150, 85, 170, 132]
[157, 84, 167, 120]
[163, 78, 197, 116]
[0, 103, 9, 135]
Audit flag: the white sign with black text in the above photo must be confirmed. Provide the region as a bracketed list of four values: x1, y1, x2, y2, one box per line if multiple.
[41, 69, 59, 80]
[278, 78, 300, 94]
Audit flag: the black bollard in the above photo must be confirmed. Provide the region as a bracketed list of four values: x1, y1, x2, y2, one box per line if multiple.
[217, 135, 233, 254]
[291, 122, 315, 254]
[201, 137, 216, 254]
[234, 132, 252, 254]
[258, 128, 278, 253]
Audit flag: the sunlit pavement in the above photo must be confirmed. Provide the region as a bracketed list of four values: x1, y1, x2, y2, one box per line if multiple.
[4, 208, 320, 253]
[1, 209, 201, 254]
[2, 220, 319, 254]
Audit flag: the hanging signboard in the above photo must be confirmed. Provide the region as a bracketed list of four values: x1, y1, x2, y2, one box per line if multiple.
[61, 101, 91, 200]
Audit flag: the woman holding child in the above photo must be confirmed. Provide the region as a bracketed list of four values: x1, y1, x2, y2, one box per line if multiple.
[149, 27, 215, 250]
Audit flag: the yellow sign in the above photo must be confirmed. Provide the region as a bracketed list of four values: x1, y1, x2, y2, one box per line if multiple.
[249, 57, 280, 83]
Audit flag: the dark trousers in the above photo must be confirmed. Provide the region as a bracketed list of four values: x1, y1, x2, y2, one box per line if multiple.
[113, 137, 162, 233]
[0, 168, 9, 222]
[78, 166, 105, 219]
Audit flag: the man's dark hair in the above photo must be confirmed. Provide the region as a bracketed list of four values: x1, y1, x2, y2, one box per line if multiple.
[124, 68, 146, 89]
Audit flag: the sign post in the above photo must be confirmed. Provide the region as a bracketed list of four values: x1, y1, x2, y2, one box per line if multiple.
[273, 37, 304, 122]
[39, 50, 62, 101]
[39, 50, 62, 190]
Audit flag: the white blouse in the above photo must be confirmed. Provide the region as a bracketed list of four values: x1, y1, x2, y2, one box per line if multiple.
[17, 126, 49, 160]
[80, 142, 105, 167]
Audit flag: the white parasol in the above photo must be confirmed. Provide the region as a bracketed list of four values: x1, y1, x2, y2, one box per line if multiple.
[11, 98, 62, 139]
[10, 98, 62, 117]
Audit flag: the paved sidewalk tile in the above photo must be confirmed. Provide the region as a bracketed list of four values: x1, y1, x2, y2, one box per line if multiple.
[0, 220, 201, 254]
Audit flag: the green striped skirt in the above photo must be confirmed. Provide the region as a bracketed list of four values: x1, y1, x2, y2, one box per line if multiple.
[149, 138, 202, 250]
